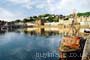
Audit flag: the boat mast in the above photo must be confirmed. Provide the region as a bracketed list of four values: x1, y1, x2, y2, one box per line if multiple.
[71, 9, 78, 36]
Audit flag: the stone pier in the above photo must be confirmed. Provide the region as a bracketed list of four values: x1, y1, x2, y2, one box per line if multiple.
[82, 35, 90, 60]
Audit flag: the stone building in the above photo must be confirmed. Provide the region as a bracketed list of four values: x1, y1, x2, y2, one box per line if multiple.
[35, 18, 44, 26]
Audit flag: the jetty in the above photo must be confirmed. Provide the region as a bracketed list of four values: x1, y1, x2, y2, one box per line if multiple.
[82, 35, 90, 60]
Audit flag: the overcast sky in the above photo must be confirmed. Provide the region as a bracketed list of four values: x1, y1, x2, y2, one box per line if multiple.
[0, 0, 90, 21]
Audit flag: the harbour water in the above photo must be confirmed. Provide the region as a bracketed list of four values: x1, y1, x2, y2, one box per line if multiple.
[0, 28, 62, 60]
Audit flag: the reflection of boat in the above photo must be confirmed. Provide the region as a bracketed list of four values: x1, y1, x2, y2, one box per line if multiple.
[84, 29, 90, 33]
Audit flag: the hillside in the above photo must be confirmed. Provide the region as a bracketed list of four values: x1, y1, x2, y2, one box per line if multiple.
[77, 12, 90, 17]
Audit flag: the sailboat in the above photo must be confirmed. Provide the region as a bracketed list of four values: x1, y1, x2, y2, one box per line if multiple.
[58, 11, 86, 60]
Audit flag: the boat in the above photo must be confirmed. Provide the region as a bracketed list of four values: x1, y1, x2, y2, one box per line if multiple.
[84, 29, 90, 33]
[58, 11, 86, 60]
[58, 36, 86, 59]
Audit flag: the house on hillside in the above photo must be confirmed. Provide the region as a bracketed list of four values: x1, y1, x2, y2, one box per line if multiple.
[35, 19, 44, 26]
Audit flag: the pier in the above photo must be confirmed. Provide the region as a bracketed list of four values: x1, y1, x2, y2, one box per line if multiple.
[82, 35, 90, 60]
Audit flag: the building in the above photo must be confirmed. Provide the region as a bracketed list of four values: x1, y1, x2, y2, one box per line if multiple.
[35, 19, 44, 26]
[79, 16, 90, 27]
[59, 18, 72, 25]
[25, 22, 35, 27]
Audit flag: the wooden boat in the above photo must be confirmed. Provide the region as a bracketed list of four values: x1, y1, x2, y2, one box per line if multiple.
[58, 11, 86, 60]
[58, 36, 86, 59]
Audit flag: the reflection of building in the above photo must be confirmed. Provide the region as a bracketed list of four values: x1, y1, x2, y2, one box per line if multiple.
[44, 22, 59, 26]
[23, 27, 60, 36]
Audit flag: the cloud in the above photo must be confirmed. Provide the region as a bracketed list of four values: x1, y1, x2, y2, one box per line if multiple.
[59, 0, 90, 13]
[45, 0, 90, 15]
[8, 0, 30, 4]
[46, 0, 63, 14]
[0, 8, 14, 21]
[8, 0, 32, 9]
[7, 0, 90, 13]
[0, 7, 25, 21]
[0, 0, 90, 21]
[36, 4, 47, 9]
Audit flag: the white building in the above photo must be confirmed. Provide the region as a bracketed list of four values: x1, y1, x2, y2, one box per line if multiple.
[26, 22, 35, 26]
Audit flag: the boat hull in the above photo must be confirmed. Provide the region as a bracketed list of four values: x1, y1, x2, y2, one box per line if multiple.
[58, 37, 86, 60]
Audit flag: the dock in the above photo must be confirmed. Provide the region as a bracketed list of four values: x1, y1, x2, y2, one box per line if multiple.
[82, 35, 90, 60]
[58, 34, 90, 60]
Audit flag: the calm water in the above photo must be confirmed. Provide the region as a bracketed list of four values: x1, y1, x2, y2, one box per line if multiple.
[0, 30, 62, 60]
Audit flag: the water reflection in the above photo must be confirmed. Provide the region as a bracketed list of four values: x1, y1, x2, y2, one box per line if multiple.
[0, 30, 6, 35]
[0, 27, 62, 60]
[21, 28, 63, 36]
[19, 27, 88, 38]
[0, 27, 87, 60]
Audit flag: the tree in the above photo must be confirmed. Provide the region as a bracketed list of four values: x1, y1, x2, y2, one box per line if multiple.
[15, 19, 21, 23]
[77, 12, 90, 17]
[23, 18, 30, 23]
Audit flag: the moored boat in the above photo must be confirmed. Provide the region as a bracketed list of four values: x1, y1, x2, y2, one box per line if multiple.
[58, 11, 86, 60]
[58, 36, 86, 59]
[84, 29, 90, 33]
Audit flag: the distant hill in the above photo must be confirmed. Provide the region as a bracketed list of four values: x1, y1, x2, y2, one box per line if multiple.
[77, 12, 90, 17]
[1, 12, 90, 22]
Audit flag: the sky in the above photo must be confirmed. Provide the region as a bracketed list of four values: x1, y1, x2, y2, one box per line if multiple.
[0, 0, 90, 21]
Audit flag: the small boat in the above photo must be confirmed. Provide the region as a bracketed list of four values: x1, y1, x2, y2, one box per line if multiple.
[84, 29, 90, 33]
